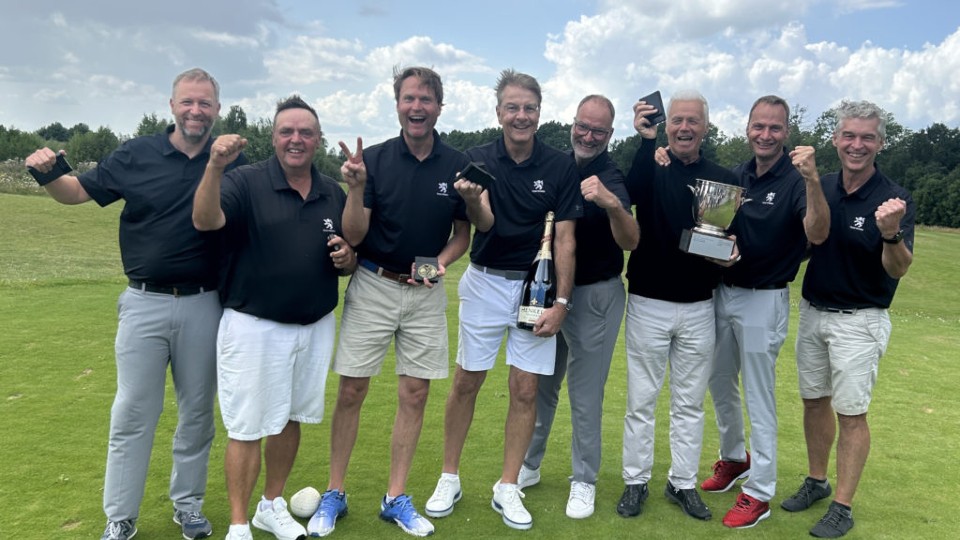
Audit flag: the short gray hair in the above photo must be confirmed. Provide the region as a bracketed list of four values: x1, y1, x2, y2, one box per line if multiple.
[835, 100, 887, 142]
[577, 94, 615, 121]
[668, 89, 709, 125]
[495, 69, 541, 106]
[172, 67, 220, 102]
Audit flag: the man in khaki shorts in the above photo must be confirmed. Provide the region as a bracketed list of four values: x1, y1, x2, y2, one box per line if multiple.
[307, 66, 470, 538]
[787, 100, 914, 538]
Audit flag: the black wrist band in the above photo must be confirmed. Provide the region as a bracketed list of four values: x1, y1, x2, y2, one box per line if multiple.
[27, 154, 73, 186]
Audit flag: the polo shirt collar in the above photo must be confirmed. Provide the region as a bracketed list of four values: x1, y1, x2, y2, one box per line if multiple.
[159, 124, 214, 158]
[495, 135, 543, 167]
[744, 149, 793, 184]
[397, 129, 442, 161]
[266, 155, 324, 201]
[836, 165, 884, 200]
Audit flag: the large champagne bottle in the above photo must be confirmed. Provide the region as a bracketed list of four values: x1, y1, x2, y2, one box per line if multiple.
[517, 211, 556, 330]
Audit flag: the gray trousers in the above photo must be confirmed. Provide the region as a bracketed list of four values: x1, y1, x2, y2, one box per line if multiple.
[710, 284, 789, 502]
[524, 277, 626, 484]
[103, 287, 220, 521]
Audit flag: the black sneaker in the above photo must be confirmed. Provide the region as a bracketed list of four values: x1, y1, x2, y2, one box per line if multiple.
[616, 483, 649, 517]
[809, 501, 854, 538]
[664, 481, 712, 520]
[781, 477, 832, 512]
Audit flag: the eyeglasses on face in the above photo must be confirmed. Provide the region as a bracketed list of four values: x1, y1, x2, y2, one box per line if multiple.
[500, 103, 541, 115]
[573, 120, 612, 138]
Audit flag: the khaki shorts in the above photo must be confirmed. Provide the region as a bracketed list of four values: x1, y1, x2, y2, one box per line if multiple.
[795, 300, 891, 415]
[334, 265, 449, 379]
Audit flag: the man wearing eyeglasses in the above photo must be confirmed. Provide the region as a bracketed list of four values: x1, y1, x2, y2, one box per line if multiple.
[425, 69, 582, 531]
[517, 95, 639, 520]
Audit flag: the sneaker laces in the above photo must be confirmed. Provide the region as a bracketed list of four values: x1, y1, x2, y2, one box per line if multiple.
[732, 494, 753, 512]
[569, 482, 592, 503]
[819, 506, 847, 529]
[104, 522, 123, 538]
[319, 491, 342, 515]
[180, 511, 204, 525]
[434, 477, 458, 500]
[270, 500, 297, 528]
[499, 484, 526, 507]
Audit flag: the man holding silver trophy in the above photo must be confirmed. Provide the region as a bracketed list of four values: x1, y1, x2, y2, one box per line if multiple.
[617, 90, 737, 522]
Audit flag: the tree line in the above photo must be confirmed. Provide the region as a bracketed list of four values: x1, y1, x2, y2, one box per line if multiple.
[2, 104, 958, 228]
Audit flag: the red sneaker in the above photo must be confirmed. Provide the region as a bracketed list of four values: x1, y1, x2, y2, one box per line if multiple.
[700, 452, 750, 492]
[723, 492, 770, 529]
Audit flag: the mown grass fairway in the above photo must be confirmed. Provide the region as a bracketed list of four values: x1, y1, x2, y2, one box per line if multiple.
[1, 192, 958, 539]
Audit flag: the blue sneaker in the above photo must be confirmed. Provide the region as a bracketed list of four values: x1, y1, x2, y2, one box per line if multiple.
[173, 510, 212, 539]
[380, 494, 435, 537]
[307, 489, 348, 537]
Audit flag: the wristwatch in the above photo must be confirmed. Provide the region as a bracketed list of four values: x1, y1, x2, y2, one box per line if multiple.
[882, 229, 904, 244]
[555, 297, 572, 312]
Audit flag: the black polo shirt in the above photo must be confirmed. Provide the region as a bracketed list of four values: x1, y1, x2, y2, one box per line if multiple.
[802, 167, 914, 309]
[466, 136, 583, 271]
[572, 149, 631, 286]
[724, 150, 808, 288]
[359, 131, 469, 274]
[218, 156, 347, 325]
[625, 138, 736, 303]
[78, 125, 246, 287]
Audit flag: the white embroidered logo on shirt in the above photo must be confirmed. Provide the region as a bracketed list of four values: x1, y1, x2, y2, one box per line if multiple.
[764, 192, 776, 205]
[532, 179, 545, 193]
[851, 216, 866, 231]
[323, 218, 335, 233]
[437, 182, 448, 195]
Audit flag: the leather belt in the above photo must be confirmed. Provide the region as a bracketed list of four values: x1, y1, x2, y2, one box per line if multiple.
[359, 258, 411, 284]
[808, 302, 858, 315]
[128, 279, 214, 297]
[723, 280, 787, 290]
[470, 263, 527, 281]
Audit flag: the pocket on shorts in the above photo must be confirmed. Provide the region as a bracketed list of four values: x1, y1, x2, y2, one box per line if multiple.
[864, 309, 892, 359]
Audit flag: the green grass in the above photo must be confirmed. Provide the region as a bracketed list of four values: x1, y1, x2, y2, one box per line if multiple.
[1, 192, 959, 539]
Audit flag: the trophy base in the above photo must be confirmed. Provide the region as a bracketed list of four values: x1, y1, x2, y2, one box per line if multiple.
[680, 228, 735, 260]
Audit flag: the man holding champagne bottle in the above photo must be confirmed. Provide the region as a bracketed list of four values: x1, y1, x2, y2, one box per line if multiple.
[425, 69, 582, 531]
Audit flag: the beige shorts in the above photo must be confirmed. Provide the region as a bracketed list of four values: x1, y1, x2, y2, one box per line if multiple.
[333, 265, 450, 379]
[795, 300, 891, 415]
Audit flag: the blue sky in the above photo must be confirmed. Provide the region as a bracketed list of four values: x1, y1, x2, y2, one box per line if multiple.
[1, 0, 958, 147]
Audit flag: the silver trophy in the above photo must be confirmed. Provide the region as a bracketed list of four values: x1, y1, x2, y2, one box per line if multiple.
[680, 178, 748, 259]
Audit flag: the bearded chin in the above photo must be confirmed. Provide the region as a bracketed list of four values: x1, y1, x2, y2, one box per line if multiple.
[179, 121, 210, 144]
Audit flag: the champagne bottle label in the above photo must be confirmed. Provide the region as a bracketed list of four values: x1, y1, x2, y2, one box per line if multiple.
[517, 211, 557, 331]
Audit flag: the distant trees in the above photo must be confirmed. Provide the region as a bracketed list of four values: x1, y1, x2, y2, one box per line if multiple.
[3, 102, 960, 227]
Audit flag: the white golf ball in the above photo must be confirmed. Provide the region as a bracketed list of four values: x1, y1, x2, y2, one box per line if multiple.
[289, 486, 322, 518]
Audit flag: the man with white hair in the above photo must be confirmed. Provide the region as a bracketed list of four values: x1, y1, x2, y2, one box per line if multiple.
[617, 90, 736, 522]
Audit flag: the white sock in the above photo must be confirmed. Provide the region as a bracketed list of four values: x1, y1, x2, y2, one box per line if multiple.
[229, 523, 251, 535]
[440, 472, 459, 481]
[258, 496, 273, 511]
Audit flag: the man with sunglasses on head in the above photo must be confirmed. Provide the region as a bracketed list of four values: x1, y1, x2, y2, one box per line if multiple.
[517, 95, 638, 520]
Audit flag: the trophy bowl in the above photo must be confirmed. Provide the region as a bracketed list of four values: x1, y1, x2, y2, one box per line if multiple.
[679, 178, 749, 259]
[690, 178, 747, 234]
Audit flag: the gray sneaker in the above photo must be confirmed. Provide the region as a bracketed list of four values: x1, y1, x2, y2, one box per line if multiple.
[781, 477, 832, 512]
[101, 520, 137, 540]
[810, 501, 854, 538]
[173, 509, 212, 539]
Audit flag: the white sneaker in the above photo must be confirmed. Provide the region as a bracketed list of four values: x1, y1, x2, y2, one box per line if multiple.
[425, 475, 462, 518]
[251, 497, 307, 540]
[565, 481, 596, 519]
[517, 465, 541, 489]
[224, 523, 254, 540]
[491, 481, 532, 530]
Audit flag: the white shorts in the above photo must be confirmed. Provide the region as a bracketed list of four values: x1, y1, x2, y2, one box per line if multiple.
[456, 264, 556, 375]
[795, 300, 890, 416]
[217, 308, 335, 440]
